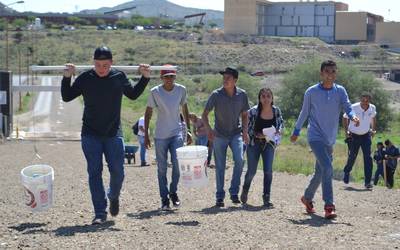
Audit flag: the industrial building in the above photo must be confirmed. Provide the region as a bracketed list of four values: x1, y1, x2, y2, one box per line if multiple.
[376, 22, 400, 47]
[225, 0, 348, 42]
[335, 11, 383, 43]
[224, 0, 400, 46]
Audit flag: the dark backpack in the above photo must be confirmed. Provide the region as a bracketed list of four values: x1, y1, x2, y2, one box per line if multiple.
[132, 120, 139, 135]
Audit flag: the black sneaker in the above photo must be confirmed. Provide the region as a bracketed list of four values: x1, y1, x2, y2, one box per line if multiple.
[109, 199, 120, 217]
[240, 189, 249, 204]
[343, 172, 350, 184]
[92, 216, 107, 225]
[161, 199, 171, 211]
[216, 199, 224, 207]
[170, 193, 180, 207]
[141, 162, 150, 167]
[263, 195, 273, 208]
[230, 195, 241, 204]
[365, 183, 373, 190]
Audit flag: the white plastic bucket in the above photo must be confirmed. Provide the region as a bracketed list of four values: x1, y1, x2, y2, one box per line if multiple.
[176, 146, 208, 188]
[20, 165, 54, 212]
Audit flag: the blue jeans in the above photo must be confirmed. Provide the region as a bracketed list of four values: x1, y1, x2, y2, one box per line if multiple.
[196, 135, 208, 146]
[81, 135, 125, 218]
[304, 141, 334, 206]
[343, 133, 373, 185]
[196, 135, 212, 165]
[213, 134, 244, 200]
[154, 135, 183, 200]
[138, 135, 146, 164]
[243, 140, 275, 196]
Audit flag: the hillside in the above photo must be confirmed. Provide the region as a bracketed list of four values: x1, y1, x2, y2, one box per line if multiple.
[79, 0, 224, 27]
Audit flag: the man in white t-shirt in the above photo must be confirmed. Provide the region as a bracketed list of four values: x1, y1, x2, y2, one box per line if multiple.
[343, 93, 377, 189]
[144, 65, 192, 211]
[137, 116, 149, 166]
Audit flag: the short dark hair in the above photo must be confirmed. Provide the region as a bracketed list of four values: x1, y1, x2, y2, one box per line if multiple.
[320, 60, 336, 72]
[377, 142, 383, 146]
[384, 139, 391, 146]
[361, 92, 372, 100]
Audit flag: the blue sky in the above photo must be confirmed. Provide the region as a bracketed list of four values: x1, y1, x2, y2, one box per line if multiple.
[7, 0, 400, 22]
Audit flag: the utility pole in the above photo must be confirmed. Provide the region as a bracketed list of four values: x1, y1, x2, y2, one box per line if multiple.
[4, 1, 25, 70]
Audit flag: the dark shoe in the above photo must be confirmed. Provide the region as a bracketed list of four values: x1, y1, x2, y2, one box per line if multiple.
[262, 195, 273, 208]
[240, 189, 249, 204]
[92, 216, 107, 225]
[301, 196, 316, 214]
[324, 204, 337, 219]
[373, 179, 378, 186]
[161, 199, 171, 211]
[230, 195, 240, 204]
[343, 172, 350, 184]
[109, 199, 119, 217]
[170, 193, 181, 207]
[365, 183, 373, 190]
[215, 199, 224, 207]
[141, 162, 150, 167]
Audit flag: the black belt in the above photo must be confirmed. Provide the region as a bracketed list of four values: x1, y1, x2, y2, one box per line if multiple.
[350, 132, 369, 137]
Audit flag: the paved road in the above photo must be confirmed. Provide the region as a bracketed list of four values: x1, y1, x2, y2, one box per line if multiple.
[13, 75, 82, 139]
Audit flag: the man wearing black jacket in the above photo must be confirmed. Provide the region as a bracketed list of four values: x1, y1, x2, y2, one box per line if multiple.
[61, 46, 150, 224]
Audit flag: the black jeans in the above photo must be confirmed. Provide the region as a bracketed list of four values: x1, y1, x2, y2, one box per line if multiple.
[343, 133, 373, 185]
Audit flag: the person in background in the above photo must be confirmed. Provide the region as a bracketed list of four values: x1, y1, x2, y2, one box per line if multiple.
[240, 88, 284, 208]
[145, 65, 192, 211]
[290, 60, 360, 219]
[61, 46, 150, 224]
[373, 142, 385, 185]
[189, 113, 213, 167]
[202, 66, 250, 207]
[342, 93, 377, 189]
[137, 116, 150, 166]
[383, 139, 400, 189]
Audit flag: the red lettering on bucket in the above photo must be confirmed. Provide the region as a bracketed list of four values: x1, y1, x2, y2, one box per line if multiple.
[24, 186, 37, 208]
[183, 176, 192, 181]
[193, 165, 202, 179]
[40, 190, 49, 204]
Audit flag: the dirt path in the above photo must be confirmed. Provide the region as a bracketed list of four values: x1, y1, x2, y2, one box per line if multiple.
[0, 140, 399, 249]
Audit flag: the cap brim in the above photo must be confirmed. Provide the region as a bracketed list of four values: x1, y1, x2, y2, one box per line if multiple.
[219, 71, 226, 75]
[162, 73, 176, 76]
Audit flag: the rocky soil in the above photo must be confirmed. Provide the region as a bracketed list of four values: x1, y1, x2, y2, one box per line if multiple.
[0, 140, 399, 249]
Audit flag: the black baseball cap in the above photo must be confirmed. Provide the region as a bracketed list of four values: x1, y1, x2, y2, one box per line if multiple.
[219, 67, 239, 79]
[94, 46, 112, 60]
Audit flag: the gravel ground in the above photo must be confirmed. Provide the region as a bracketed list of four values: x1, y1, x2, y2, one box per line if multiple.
[0, 140, 400, 249]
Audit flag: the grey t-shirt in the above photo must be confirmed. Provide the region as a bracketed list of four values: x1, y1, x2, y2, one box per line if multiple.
[205, 86, 249, 138]
[147, 83, 187, 139]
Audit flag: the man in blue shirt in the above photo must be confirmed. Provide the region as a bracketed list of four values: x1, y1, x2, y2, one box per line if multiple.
[290, 60, 360, 219]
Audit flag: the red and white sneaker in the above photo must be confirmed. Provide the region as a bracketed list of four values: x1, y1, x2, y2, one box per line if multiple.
[301, 196, 316, 214]
[324, 204, 337, 219]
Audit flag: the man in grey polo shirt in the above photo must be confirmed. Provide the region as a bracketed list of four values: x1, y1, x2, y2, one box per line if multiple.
[202, 67, 250, 207]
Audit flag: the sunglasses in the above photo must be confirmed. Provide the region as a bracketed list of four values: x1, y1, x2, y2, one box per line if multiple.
[162, 75, 175, 79]
[323, 69, 337, 74]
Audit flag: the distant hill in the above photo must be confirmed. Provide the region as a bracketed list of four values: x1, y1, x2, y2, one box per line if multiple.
[79, 0, 224, 27]
[0, 2, 17, 14]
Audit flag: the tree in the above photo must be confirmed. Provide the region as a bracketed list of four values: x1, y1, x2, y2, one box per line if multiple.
[278, 60, 393, 131]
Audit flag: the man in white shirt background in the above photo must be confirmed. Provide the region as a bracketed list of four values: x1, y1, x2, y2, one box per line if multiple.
[343, 93, 377, 189]
[137, 116, 150, 166]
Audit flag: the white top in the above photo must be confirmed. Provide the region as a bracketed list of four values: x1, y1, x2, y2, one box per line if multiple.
[147, 83, 187, 139]
[344, 102, 376, 135]
[138, 116, 145, 137]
